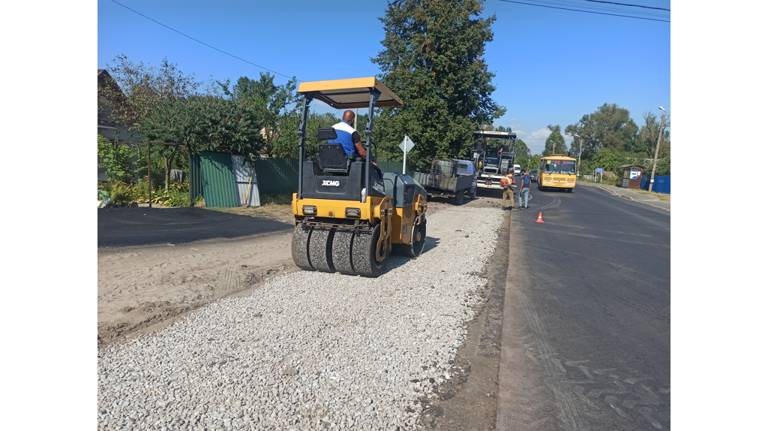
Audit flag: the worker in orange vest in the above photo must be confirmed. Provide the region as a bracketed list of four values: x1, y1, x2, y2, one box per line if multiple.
[500, 172, 516, 210]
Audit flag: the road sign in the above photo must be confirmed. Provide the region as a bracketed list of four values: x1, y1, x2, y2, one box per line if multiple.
[595, 167, 604, 174]
[400, 135, 414, 174]
[400, 135, 415, 153]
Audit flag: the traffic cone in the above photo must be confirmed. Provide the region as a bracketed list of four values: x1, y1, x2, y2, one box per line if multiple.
[536, 210, 544, 224]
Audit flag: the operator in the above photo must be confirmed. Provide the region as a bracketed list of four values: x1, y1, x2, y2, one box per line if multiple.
[329, 110, 368, 160]
[499, 172, 516, 210]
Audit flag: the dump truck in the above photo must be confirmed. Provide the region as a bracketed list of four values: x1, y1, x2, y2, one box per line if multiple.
[291, 77, 428, 277]
[413, 159, 476, 205]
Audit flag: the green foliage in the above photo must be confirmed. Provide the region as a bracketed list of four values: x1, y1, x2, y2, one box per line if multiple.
[109, 182, 134, 206]
[544, 125, 567, 156]
[105, 55, 199, 131]
[372, 0, 504, 169]
[527, 154, 541, 171]
[98, 134, 136, 182]
[152, 184, 189, 207]
[272, 112, 339, 159]
[131, 180, 151, 203]
[566, 103, 639, 158]
[637, 112, 670, 160]
[219, 74, 299, 157]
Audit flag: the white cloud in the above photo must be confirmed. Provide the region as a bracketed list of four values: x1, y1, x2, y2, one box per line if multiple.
[507, 126, 575, 155]
[512, 127, 550, 154]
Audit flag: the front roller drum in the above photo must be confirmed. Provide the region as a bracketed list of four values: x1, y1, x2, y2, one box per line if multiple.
[331, 230, 356, 275]
[291, 224, 314, 271]
[308, 228, 335, 272]
[351, 223, 384, 278]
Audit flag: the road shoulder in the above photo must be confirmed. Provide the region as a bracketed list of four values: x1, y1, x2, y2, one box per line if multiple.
[421, 210, 509, 430]
[578, 181, 670, 212]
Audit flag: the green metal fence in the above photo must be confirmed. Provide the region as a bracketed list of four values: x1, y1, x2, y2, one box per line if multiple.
[199, 151, 240, 207]
[251, 159, 299, 195]
[189, 152, 409, 207]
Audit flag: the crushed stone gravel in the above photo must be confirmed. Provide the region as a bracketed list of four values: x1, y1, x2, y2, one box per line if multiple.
[98, 205, 503, 430]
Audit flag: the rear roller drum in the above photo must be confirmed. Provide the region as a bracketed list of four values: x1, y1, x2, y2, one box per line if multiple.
[331, 230, 356, 275]
[351, 223, 384, 278]
[395, 218, 427, 257]
[291, 225, 314, 271]
[308, 228, 335, 273]
[409, 218, 427, 257]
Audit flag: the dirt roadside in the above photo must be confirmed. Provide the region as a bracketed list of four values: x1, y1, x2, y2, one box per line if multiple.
[98, 230, 294, 344]
[420, 198, 509, 431]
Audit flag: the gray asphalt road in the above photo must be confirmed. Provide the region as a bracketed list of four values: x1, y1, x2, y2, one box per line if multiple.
[98, 208, 291, 247]
[497, 185, 670, 430]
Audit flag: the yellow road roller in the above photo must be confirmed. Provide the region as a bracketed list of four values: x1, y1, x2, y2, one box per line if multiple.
[291, 77, 428, 277]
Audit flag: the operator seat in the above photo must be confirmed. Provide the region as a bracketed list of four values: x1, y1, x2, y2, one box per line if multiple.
[316, 128, 350, 174]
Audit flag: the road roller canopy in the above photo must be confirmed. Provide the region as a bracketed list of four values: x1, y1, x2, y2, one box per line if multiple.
[297, 77, 403, 109]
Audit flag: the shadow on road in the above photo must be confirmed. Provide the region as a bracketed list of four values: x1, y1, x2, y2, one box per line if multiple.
[381, 236, 441, 274]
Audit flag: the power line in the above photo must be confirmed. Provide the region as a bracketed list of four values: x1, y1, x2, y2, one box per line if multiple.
[581, 0, 670, 12]
[497, 0, 670, 23]
[110, 0, 296, 80]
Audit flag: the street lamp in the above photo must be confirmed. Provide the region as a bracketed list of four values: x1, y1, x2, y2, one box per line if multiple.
[648, 106, 667, 192]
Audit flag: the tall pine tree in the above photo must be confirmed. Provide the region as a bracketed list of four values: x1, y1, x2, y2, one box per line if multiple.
[373, 0, 504, 169]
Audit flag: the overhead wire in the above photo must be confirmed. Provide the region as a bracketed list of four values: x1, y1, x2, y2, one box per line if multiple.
[109, 0, 296, 80]
[496, 0, 670, 23]
[581, 0, 670, 12]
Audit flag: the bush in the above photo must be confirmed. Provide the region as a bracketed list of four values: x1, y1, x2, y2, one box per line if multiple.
[110, 183, 134, 206]
[131, 180, 151, 203]
[98, 135, 136, 183]
[151, 183, 189, 207]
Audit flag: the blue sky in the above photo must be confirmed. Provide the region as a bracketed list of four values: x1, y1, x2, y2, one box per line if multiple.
[98, 0, 670, 153]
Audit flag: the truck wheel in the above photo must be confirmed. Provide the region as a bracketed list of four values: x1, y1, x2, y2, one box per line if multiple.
[453, 191, 465, 205]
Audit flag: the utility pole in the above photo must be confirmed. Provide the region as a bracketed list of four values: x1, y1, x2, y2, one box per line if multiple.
[571, 132, 583, 177]
[648, 106, 666, 192]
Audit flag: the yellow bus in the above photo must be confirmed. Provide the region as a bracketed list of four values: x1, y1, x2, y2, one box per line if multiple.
[538, 155, 577, 192]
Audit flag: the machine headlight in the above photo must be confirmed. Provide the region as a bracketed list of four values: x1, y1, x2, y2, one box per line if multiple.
[345, 208, 361, 218]
[302, 205, 317, 215]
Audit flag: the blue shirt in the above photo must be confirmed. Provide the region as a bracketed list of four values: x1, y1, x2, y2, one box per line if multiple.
[328, 122, 361, 158]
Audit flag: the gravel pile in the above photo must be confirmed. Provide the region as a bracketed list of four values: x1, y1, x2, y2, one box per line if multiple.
[98, 206, 503, 430]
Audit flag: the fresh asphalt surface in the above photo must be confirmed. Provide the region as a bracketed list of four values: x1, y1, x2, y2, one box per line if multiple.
[497, 184, 670, 430]
[98, 208, 291, 247]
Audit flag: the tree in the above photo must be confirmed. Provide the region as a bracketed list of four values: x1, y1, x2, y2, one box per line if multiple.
[373, 0, 504, 168]
[219, 74, 299, 156]
[105, 55, 199, 189]
[637, 112, 669, 159]
[544, 125, 567, 155]
[566, 103, 639, 158]
[272, 112, 339, 159]
[528, 153, 541, 171]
